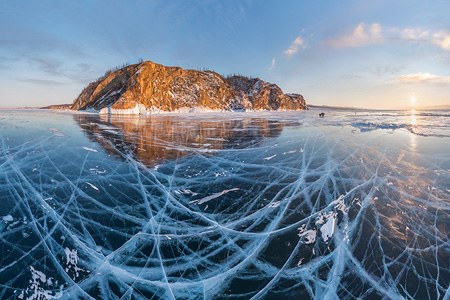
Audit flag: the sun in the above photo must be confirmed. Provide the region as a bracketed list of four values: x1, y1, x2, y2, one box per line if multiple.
[410, 96, 417, 106]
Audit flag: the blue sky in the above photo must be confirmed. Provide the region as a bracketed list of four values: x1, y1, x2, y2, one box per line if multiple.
[1, 0, 450, 109]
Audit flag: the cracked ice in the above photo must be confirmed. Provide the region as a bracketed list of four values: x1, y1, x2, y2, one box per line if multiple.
[0, 109, 449, 299]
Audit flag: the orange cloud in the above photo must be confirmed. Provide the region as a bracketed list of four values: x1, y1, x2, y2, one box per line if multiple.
[328, 23, 450, 51]
[327, 23, 383, 48]
[432, 31, 450, 50]
[396, 72, 450, 84]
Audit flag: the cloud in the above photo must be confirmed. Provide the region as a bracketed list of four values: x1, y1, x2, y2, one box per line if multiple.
[340, 74, 364, 79]
[398, 28, 429, 41]
[393, 28, 450, 50]
[366, 65, 405, 77]
[327, 23, 383, 48]
[395, 28, 450, 51]
[28, 57, 63, 76]
[268, 57, 276, 70]
[17, 78, 67, 85]
[24, 56, 96, 84]
[0, 24, 95, 83]
[432, 31, 450, 50]
[284, 36, 305, 57]
[0, 57, 11, 70]
[0, 25, 86, 59]
[328, 23, 450, 51]
[396, 72, 450, 84]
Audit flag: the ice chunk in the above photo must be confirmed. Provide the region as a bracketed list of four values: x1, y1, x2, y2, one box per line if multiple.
[2, 215, 13, 222]
[263, 154, 277, 160]
[86, 182, 99, 191]
[268, 201, 281, 208]
[320, 214, 335, 242]
[175, 189, 198, 196]
[82, 147, 98, 152]
[191, 188, 240, 204]
[298, 224, 317, 244]
[283, 150, 297, 155]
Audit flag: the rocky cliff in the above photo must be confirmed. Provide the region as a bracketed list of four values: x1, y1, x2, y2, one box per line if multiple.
[71, 61, 307, 114]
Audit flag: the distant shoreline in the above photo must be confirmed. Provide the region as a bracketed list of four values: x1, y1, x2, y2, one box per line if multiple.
[1, 105, 449, 112]
[308, 104, 450, 111]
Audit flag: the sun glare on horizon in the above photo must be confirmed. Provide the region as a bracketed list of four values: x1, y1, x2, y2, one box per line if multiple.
[410, 96, 417, 107]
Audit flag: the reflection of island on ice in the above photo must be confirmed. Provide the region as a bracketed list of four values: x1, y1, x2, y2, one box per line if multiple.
[73, 114, 294, 166]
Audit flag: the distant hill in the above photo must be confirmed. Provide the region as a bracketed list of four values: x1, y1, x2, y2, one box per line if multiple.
[71, 60, 307, 114]
[307, 104, 367, 111]
[309, 104, 450, 111]
[416, 105, 450, 110]
[40, 104, 72, 110]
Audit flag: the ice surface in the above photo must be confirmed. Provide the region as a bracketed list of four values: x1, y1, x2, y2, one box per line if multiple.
[0, 109, 449, 299]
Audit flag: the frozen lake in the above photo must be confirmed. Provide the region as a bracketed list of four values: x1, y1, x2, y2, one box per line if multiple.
[0, 109, 449, 299]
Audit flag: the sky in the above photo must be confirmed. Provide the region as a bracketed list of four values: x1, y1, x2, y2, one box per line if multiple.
[1, 0, 450, 109]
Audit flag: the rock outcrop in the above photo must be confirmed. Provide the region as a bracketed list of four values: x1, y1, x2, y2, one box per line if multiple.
[71, 61, 307, 114]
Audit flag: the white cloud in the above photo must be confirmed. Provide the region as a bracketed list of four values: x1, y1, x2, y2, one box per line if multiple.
[284, 36, 305, 57]
[432, 31, 450, 50]
[396, 72, 450, 84]
[396, 28, 450, 50]
[328, 23, 450, 51]
[327, 23, 383, 48]
[398, 28, 429, 41]
[268, 57, 276, 70]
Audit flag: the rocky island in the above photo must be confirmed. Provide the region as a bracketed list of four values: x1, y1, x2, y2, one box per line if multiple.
[70, 60, 307, 114]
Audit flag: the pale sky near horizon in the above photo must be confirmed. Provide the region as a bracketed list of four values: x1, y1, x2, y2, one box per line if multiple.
[1, 0, 450, 109]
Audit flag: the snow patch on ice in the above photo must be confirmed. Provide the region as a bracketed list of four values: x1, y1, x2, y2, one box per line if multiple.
[297, 224, 317, 244]
[268, 201, 281, 208]
[86, 182, 99, 191]
[64, 248, 82, 279]
[283, 150, 297, 155]
[2, 215, 13, 222]
[82, 147, 98, 153]
[174, 189, 199, 197]
[17, 267, 62, 300]
[263, 154, 277, 160]
[99, 104, 224, 115]
[190, 188, 240, 205]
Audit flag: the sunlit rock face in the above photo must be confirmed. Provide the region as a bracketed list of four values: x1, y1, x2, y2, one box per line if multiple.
[226, 76, 305, 111]
[71, 61, 307, 113]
